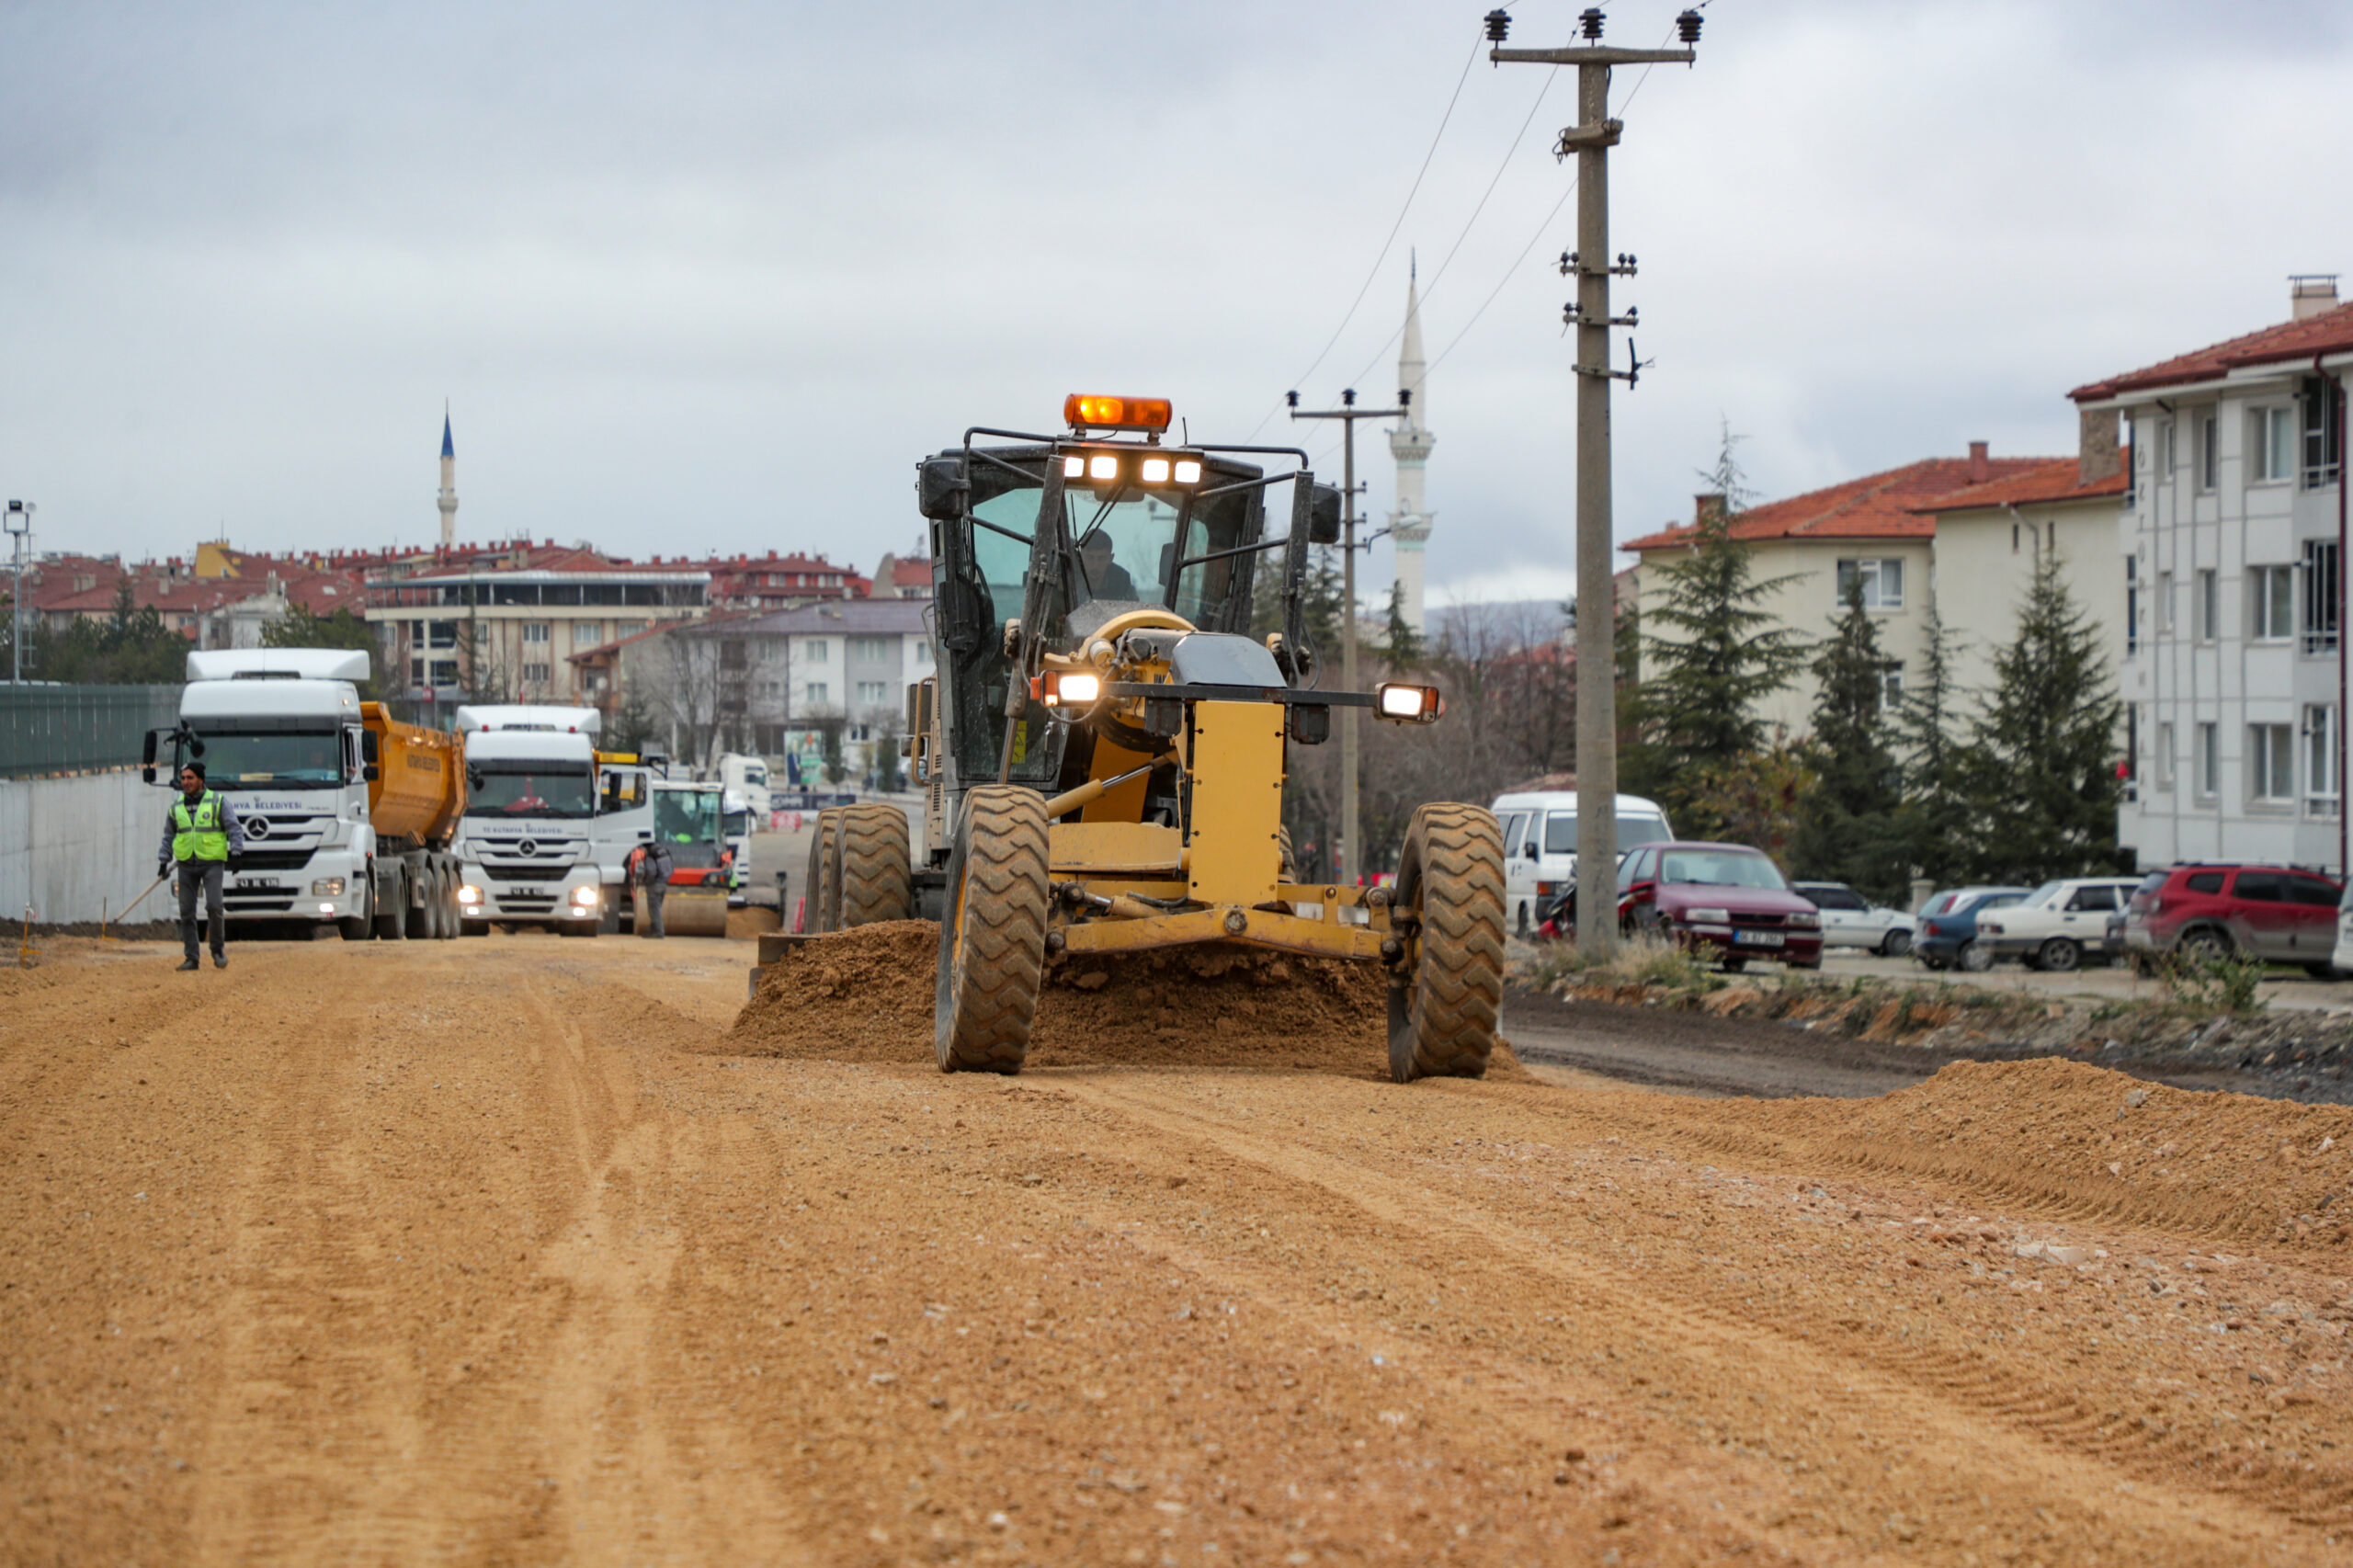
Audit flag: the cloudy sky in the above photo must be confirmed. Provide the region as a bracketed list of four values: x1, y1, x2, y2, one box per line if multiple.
[4, 0, 2349, 610]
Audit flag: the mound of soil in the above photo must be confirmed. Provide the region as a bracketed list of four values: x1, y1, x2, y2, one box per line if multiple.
[726, 919, 1525, 1080]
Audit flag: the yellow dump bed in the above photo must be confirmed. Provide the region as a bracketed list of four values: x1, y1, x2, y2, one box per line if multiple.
[361, 701, 466, 848]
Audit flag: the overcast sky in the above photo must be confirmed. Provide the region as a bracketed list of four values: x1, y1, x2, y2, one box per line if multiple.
[4, 0, 2349, 610]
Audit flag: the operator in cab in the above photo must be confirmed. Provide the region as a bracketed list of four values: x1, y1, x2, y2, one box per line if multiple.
[157, 761, 245, 971]
[1077, 529, 1135, 601]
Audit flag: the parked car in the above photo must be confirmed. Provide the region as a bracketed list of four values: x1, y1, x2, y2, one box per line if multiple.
[1791, 882, 1917, 958]
[1616, 841, 1823, 971]
[1913, 886, 2032, 971]
[2334, 882, 2353, 977]
[2121, 863, 2343, 973]
[1972, 877, 2145, 971]
[1493, 790, 1675, 939]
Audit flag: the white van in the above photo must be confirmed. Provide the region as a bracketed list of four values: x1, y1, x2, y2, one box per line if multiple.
[1490, 790, 1676, 937]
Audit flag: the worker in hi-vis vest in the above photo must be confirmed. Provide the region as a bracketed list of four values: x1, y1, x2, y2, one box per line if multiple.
[157, 761, 245, 971]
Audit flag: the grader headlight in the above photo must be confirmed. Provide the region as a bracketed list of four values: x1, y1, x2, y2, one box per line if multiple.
[1376, 683, 1445, 723]
[1034, 669, 1103, 709]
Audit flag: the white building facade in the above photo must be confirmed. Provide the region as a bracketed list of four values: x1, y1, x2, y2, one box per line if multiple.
[2076, 278, 2352, 873]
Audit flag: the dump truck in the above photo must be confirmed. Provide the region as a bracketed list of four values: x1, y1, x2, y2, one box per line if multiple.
[801, 394, 1505, 1082]
[143, 649, 466, 939]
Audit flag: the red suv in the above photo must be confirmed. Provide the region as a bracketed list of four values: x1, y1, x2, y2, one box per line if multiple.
[2120, 863, 2343, 973]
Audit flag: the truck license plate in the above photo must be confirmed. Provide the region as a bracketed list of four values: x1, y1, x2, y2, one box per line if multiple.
[1733, 929, 1784, 947]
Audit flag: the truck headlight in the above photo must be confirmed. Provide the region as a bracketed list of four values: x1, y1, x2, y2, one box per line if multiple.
[459, 884, 483, 906]
[571, 886, 600, 908]
[310, 878, 346, 896]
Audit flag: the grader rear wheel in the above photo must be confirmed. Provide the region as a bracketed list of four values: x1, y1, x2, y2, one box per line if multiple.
[802, 808, 845, 933]
[838, 804, 913, 926]
[1386, 802, 1506, 1083]
[935, 786, 1051, 1074]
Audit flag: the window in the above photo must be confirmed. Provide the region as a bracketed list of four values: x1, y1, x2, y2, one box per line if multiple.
[2159, 418, 2176, 480]
[426, 619, 457, 649]
[2124, 557, 2138, 655]
[2291, 874, 2342, 908]
[2251, 722, 2295, 803]
[2197, 412, 2219, 491]
[856, 680, 889, 705]
[611, 619, 646, 642]
[2195, 722, 2219, 799]
[2304, 376, 2344, 488]
[2156, 721, 2175, 789]
[573, 621, 604, 647]
[2065, 885, 2118, 914]
[2235, 869, 2286, 903]
[2250, 565, 2295, 642]
[1834, 557, 1904, 609]
[2307, 704, 2340, 818]
[804, 639, 829, 663]
[2251, 407, 2296, 483]
[521, 662, 551, 685]
[2156, 570, 2174, 633]
[1880, 666, 1904, 710]
[521, 621, 551, 644]
[2195, 569, 2218, 642]
[2304, 540, 2340, 654]
[848, 635, 892, 661]
[804, 682, 829, 705]
[2184, 870, 2224, 895]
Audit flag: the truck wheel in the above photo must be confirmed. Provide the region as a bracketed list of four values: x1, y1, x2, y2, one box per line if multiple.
[935, 786, 1050, 1074]
[802, 809, 844, 933]
[378, 870, 408, 940]
[340, 882, 374, 942]
[838, 804, 913, 926]
[403, 869, 431, 938]
[434, 869, 458, 938]
[1386, 802, 1505, 1084]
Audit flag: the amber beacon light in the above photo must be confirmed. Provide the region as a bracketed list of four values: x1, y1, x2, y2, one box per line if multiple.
[1064, 394, 1172, 432]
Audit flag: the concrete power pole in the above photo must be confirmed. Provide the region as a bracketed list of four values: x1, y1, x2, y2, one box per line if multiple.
[1288, 386, 1409, 886]
[1490, 5, 1699, 957]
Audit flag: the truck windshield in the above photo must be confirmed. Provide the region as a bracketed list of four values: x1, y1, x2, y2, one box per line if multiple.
[188, 729, 342, 788]
[655, 790, 722, 845]
[472, 764, 594, 818]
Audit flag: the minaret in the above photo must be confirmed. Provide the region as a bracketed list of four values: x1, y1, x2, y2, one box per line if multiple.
[437, 405, 459, 549]
[1386, 258, 1436, 634]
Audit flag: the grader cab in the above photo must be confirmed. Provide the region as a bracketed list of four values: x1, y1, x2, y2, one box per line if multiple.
[806, 395, 1506, 1082]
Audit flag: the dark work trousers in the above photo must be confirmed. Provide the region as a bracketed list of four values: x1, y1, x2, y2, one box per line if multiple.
[642, 882, 667, 938]
[177, 861, 226, 960]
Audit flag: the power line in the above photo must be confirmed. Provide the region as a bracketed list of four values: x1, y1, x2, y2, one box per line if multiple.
[1244, 27, 1483, 439]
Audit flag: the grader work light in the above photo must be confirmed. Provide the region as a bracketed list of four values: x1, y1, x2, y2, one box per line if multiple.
[1064, 394, 1173, 432]
[1375, 683, 1445, 723]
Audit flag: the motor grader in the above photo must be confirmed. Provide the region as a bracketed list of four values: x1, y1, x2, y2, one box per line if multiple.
[803, 394, 1504, 1083]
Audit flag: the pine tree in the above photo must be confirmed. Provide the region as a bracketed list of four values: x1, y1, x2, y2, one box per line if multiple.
[1381, 579, 1426, 671]
[1889, 599, 1974, 889]
[1623, 430, 1810, 827]
[1791, 579, 1907, 900]
[1967, 553, 2124, 882]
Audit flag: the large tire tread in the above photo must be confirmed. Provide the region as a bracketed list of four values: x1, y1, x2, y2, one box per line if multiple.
[838, 804, 914, 926]
[936, 787, 1051, 1074]
[1389, 802, 1506, 1083]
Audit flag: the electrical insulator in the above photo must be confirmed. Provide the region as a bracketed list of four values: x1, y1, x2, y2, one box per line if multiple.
[1578, 7, 1604, 40]
[1676, 8, 1702, 43]
[1483, 8, 1510, 42]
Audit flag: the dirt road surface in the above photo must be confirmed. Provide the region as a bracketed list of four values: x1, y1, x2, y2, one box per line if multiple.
[6, 931, 2353, 1565]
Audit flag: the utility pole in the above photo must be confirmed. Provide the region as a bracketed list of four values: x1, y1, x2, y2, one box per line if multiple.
[1488, 5, 1699, 957]
[1289, 387, 1409, 887]
[4, 501, 33, 685]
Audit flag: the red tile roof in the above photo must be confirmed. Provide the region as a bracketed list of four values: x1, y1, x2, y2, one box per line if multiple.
[1623, 454, 2060, 552]
[2071, 300, 2353, 403]
[1910, 456, 2130, 514]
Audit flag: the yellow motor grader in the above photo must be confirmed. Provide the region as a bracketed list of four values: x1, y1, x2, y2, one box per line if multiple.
[804, 394, 1504, 1082]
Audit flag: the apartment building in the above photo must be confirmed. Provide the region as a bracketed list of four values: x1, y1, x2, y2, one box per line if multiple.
[2073, 277, 2353, 872]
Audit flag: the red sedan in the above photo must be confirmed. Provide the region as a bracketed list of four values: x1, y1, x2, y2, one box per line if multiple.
[1617, 840, 1824, 971]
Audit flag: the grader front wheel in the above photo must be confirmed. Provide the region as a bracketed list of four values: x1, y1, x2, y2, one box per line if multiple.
[837, 804, 913, 926]
[935, 786, 1051, 1074]
[1387, 802, 1506, 1083]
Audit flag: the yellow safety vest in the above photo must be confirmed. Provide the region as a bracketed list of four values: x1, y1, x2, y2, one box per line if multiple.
[171, 791, 230, 863]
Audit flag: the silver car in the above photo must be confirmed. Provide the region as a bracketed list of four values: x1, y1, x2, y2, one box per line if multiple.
[1791, 882, 1917, 958]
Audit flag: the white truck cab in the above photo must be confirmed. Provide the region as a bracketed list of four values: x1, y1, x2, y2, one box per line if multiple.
[453, 705, 607, 935]
[158, 648, 378, 936]
[717, 753, 772, 820]
[1490, 790, 1675, 938]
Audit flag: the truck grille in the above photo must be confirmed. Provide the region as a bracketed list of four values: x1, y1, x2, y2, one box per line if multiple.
[483, 864, 574, 882]
[237, 849, 315, 871]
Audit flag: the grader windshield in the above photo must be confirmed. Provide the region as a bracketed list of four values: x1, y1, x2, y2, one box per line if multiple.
[965, 465, 1259, 630]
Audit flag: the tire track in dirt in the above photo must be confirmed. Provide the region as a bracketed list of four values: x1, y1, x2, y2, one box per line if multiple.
[1050, 1071, 2350, 1561]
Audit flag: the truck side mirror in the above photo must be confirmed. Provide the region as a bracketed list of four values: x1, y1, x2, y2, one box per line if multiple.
[1308, 484, 1342, 545]
[916, 456, 969, 521]
[361, 731, 380, 764]
[363, 765, 381, 782]
[142, 729, 159, 784]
